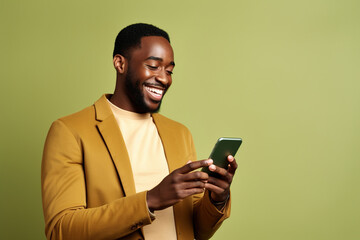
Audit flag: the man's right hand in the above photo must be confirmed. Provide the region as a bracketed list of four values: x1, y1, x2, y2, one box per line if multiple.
[147, 159, 213, 212]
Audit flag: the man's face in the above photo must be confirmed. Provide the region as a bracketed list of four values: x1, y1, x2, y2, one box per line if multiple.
[124, 36, 175, 113]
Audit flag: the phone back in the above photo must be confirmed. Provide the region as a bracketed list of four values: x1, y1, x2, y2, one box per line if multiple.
[202, 137, 242, 177]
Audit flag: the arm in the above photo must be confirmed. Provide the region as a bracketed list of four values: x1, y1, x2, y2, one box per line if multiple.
[189, 134, 236, 239]
[194, 155, 238, 240]
[41, 120, 152, 240]
[193, 189, 231, 240]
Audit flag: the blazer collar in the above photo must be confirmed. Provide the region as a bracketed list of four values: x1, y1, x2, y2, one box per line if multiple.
[94, 94, 114, 121]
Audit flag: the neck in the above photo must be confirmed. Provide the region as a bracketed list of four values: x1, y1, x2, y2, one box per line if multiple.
[109, 92, 133, 112]
[110, 75, 135, 112]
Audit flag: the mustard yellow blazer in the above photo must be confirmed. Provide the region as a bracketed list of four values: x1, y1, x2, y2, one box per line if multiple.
[41, 95, 230, 240]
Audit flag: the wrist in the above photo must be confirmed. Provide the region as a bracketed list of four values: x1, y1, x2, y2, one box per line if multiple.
[209, 191, 229, 206]
[146, 190, 156, 212]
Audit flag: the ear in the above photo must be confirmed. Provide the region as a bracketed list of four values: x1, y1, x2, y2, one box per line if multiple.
[113, 54, 127, 73]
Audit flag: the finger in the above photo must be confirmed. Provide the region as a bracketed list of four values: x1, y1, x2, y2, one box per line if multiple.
[208, 164, 231, 182]
[227, 155, 234, 163]
[207, 176, 229, 190]
[177, 159, 213, 174]
[204, 182, 228, 196]
[178, 188, 206, 199]
[180, 180, 206, 189]
[227, 155, 238, 175]
[181, 171, 209, 182]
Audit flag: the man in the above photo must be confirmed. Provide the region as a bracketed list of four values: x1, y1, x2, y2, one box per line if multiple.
[41, 23, 238, 240]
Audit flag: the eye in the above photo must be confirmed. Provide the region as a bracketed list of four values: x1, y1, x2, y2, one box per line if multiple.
[167, 70, 173, 75]
[146, 65, 158, 70]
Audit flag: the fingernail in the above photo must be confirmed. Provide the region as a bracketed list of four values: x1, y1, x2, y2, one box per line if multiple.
[209, 164, 216, 171]
[206, 159, 213, 164]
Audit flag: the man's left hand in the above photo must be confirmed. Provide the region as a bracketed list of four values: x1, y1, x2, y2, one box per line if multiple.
[204, 155, 238, 203]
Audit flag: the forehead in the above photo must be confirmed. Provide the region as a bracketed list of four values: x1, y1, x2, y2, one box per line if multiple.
[130, 36, 174, 61]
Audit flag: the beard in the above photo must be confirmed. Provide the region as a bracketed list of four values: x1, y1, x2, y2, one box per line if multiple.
[125, 66, 163, 114]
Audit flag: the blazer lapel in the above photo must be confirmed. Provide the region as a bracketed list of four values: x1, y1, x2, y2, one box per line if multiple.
[152, 113, 184, 173]
[94, 95, 136, 196]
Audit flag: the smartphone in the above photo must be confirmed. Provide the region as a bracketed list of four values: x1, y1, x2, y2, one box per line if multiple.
[201, 137, 242, 178]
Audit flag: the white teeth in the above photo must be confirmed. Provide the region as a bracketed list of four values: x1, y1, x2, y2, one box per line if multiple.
[146, 86, 163, 95]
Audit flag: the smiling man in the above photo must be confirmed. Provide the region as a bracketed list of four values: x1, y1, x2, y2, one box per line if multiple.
[41, 23, 237, 240]
[110, 33, 174, 113]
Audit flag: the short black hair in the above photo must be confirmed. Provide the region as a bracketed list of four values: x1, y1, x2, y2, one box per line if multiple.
[113, 23, 170, 58]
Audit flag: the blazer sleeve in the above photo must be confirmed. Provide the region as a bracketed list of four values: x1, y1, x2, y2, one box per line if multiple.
[41, 120, 152, 240]
[187, 132, 231, 240]
[193, 190, 231, 240]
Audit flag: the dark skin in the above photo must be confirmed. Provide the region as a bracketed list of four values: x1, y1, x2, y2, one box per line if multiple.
[110, 36, 175, 113]
[110, 36, 238, 211]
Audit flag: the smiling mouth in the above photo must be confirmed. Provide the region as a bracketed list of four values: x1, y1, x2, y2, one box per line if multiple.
[144, 85, 165, 102]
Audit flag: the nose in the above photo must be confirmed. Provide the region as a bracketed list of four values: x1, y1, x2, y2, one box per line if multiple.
[155, 68, 171, 86]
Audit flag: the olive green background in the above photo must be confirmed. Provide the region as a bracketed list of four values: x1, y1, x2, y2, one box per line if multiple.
[1, 0, 359, 239]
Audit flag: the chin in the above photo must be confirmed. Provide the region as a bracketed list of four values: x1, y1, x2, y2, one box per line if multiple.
[146, 102, 162, 113]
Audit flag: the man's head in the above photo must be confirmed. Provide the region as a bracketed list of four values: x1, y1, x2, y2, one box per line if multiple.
[112, 23, 175, 114]
[113, 23, 170, 59]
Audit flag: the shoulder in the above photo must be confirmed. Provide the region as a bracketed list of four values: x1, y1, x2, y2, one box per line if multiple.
[59, 105, 95, 126]
[48, 104, 97, 141]
[54, 94, 110, 130]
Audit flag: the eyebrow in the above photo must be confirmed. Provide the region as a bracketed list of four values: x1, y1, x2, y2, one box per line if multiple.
[146, 56, 175, 66]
